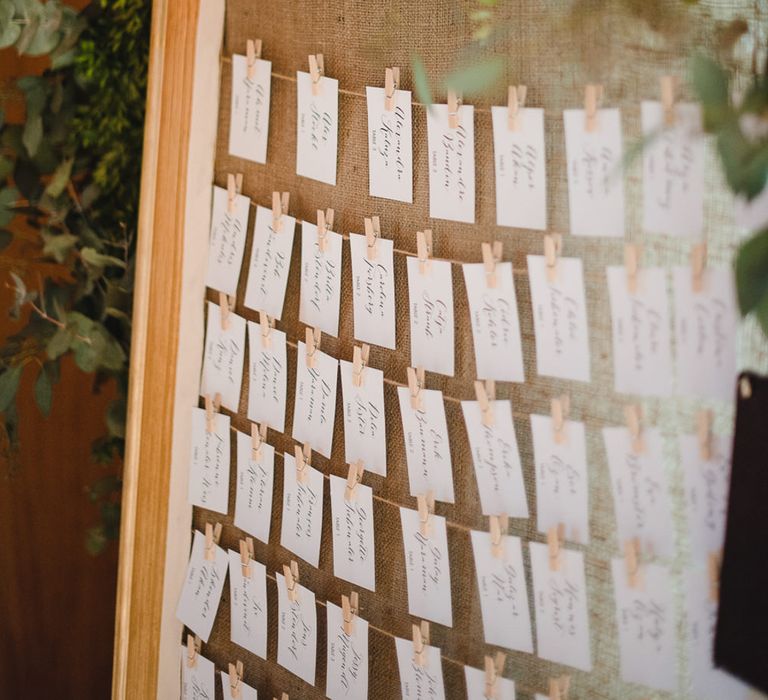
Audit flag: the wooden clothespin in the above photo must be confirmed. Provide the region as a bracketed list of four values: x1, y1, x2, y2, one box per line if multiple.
[551, 394, 570, 445]
[624, 537, 642, 589]
[341, 591, 359, 635]
[239, 537, 254, 578]
[219, 291, 234, 331]
[544, 233, 562, 284]
[345, 460, 365, 502]
[584, 83, 603, 133]
[204, 392, 221, 433]
[507, 84, 527, 131]
[316, 208, 335, 253]
[624, 243, 641, 295]
[274, 695, 289, 700]
[364, 216, 381, 261]
[547, 523, 565, 571]
[416, 229, 433, 275]
[697, 409, 713, 461]
[417, 492, 435, 538]
[384, 67, 400, 111]
[407, 366, 426, 411]
[660, 75, 678, 127]
[294, 443, 311, 485]
[474, 379, 496, 428]
[308, 53, 324, 96]
[624, 404, 645, 454]
[489, 513, 508, 559]
[447, 90, 462, 128]
[186, 633, 201, 668]
[246, 39, 262, 80]
[228, 659, 244, 698]
[548, 675, 571, 700]
[352, 343, 370, 388]
[204, 522, 222, 562]
[283, 560, 300, 602]
[227, 173, 243, 214]
[484, 651, 506, 700]
[251, 422, 267, 461]
[271, 191, 290, 232]
[708, 549, 722, 603]
[482, 241, 503, 288]
[259, 310, 274, 349]
[412, 621, 430, 667]
[691, 242, 707, 294]
[305, 326, 321, 368]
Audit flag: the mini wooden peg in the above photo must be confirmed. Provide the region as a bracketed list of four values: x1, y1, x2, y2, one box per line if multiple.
[708, 549, 722, 603]
[186, 633, 201, 668]
[316, 208, 335, 253]
[227, 173, 243, 214]
[474, 379, 496, 428]
[489, 513, 508, 559]
[341, 591, 359, 635]
[204, 393, 221, 433]
[624, 537, 642, 589]
[407, 366, 426, 411]
[271, 191, 290, 232]
[274, 694, 289, 700]
[416, 229, 433, 275]
[219, 291, 233, 330]
[345, 460, 365, 502]
[691, 242, 707, 294]
[239, 537, 254, 578]
[697, 409, 713, 461]
[484, 652, 506, 699]
[624, 404, 645, 454]
[482, 241, 503, 288]
[352, 343, 370, 388]
[283, 560, 300, 602]
[384, 67, 400, 111]
[260, 310, 274, 348]
[740, 375, 752, 399]
[547, 523, 565, 571]
[228, 659, 244, 698]
[507, 84, 527, 131]
[412, 621, 430, 666]
[305, 326, 321, 368]
[584, 84, 603, 133]
[417, 492, 435, 538]
[447, 90, 462, 128]
[551, 394, 570, 445]
[309, 53, 324, 95]
[364, 215, 381, 261]
[251, 422, 267, 461]
[624, 243, 641, 295]
[548, 675, 571, 700]
[246, 39, 262, 79]
[544, 233, 562, 284]
[204, 522, 222, 562]
[294, 443, 311, 485]
[660, 75, 678, 127]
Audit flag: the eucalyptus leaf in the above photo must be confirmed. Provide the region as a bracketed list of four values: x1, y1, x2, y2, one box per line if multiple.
[43, 157, 72, 198]
[106, 398, 126, 438]
[0, 155, 13, 181]
[735, 229, 768, 333]
[0, 0, 21, 49]
[42, 229, 76, 262]
[411, 54, 433, 107]
[444, 56, 503, 96]
[46, 326, 71, 359]
[691, 53, 731, 131]
[22, 114, 42, 157]
[33, 364, 52, 416]
[0, 366, 22, 412]
[80, 246, 126, 270]
[0, 186, 18, 226]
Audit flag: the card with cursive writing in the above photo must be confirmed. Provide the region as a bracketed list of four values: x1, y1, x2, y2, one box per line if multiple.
[188, 407, 230, 514]
[407, 256, 455, 376]
[229, 53, 271, 164]
[220, 670, 257, 700]
[243, 204, 296, 320]
[470, 529, 533, 652]
[465, 664, 516, 700]
[527, 255, 591, 382]
[292, 342, 338, 458]
[366, 86, 413, 202]
[180, 645, 215, 700]
[463, 262, 525, 382]
[530, 413, 589, 544]
[200, 301, 246, 412]
[296, 70, 338, 185]
[563, 108, 625, 237]
[175, 529, 228, 642]
[349, 232, 396, 349]
[607, 265, 673, 396]
[340, 358, 387, 476]
[234, 429, 274, 544]
[491, 105, 547, 230]
[529, 541, 592, 671]
[462, 399, 528, 517]
[280, 452, 324, 567]
[400, 506, 453, 625]
[205, 185, 250, 297]
[394, 636, 447, 700]
[427, 103, 475, 223]
[397, 386, 455, 503]
[672, 265, 738, 402]
[603, 426, 674, 559]
[326, 600, 369, 700]
[299, 221, 343, 337]
[642, 101, 704, 237]
[228, 548, 268, 658]
[276, 571, 317, 685]
[329, 474, 376, 591]
[611, 558, 676, 692]
[246, 320, 287, 432]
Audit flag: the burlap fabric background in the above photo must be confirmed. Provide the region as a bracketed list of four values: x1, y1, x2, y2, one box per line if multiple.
[189, 1, 768, 698]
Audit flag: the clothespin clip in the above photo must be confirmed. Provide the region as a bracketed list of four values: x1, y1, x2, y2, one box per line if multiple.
[219, 291, 234, 331]
[227, 173, 243, 214]
[484, 651, 506, 700]
[407, 366, 426, 411]
[308, 53, 324, 96]
[660, 75, 678, 127]
[239, 537, 254, 578]
[551, 394, 570, 445]
[481, 241, 503, 288]
[584, 83, 603, 133]
[624, 404, 645, 454]
[624, 537, 642, 589]
[352, 343, 370, 388]
[274, 695, 289, 700]
[259, 310, 274, 349]
[204, 522, 222, 562]
[417, 492, 435, 538]
[474, 379, 496, 428]
[544, 233, 562, 284]
[547, 523, 565, 571]
[416, 229, 433, 275]
[305, 326, 321, 368]
[283, 560, 300, 602]
[186, 633, 201, 668]
[489, 513, 508, 559]
[507, 84, 527, 131]
[345, 460, 365, 502]
[624, 243, 641, 295]
[341, 591, 359, 635]
[204, 392, 221, 433]
[246, 39, 262, 80]
[228, 660, 244, 698]
[697, 409, 713, 461]
[317, 208, 335, 253]
[447, 90, 462, 128]
[708, 549, 722, 603]
[294, 443, 311, 485]
[384, 67, 400, 111]
[548, 675, 571, 700]
[364, 216, 381, 261]
[271, 191, 290, 232]
[412, 621, 430, 667]
[251, 422, 267, 461]
[691, 242, 707, 294]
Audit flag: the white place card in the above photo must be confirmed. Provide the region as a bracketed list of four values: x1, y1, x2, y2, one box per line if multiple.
[280, 452, 324, 567]
[407, 256, 455, 376]
[397, 386, 454, 503]
[463, 261, 525, 382]
[527, 255, 591, 382]
[642, 101, 704, 237]
[400, 506, 453, 626]
[296, 70, 338, 185]
[394, 636, 446, 700]
[235, 429, 274, 544]
[243, 204, 296, 319]
[181, 646, 215, 700]
[276, 572, 317, 685]
[349, 232, 396, 349]
[200, 301, 246, 412]
[530, 413, 590, 544]
[329, 474, 376, 591]
[220, 670, 258, 700]
[426, 103, 475, 223]
[176, 530, 228, 642]
[366, 86, 413, 202]
[563, 107, 625, 237]
[292, 342, 338, 458]
[529, 541, 592, 671]
[611, 558, 676, 692]
[228, 549, 268, 658]
[188, 407, 230, 514]
[607, 265, 674, 396]
[299, 221, 343, 337]
[326, 600, 369, 700]
[465, 664, 516, 700]
[205, 185, 250, 297]
[247, 320, 287, 432]
[229, 53, 271, 164]
[462, 399, 528, 517]
[491, 105, 547, 230]
[603, 426, 675, 559]
[340, 358, 387, 476]
[470, 530, 534, 653]
[672, 266, 738, 402]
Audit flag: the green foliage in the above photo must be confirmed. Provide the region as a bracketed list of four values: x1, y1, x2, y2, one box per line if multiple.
[736, 230, 768, 337]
